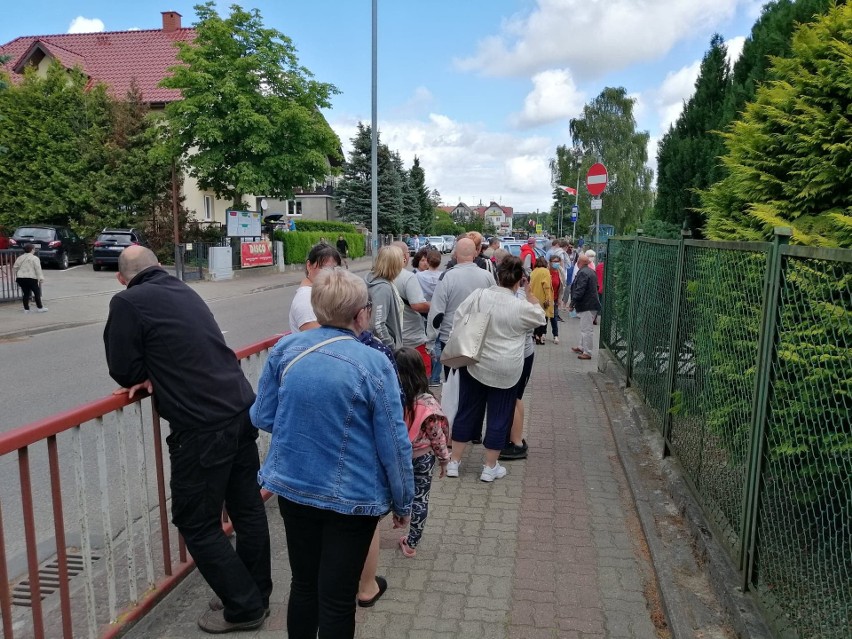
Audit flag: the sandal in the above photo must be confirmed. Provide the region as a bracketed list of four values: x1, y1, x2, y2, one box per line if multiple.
[357, 576, 388, 607]
[399, 536, 416, 558]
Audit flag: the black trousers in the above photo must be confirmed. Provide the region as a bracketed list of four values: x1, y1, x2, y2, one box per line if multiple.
[278, 497, 379, 639]
[16, 278, 42, 310]
[167, 409, 271, 623]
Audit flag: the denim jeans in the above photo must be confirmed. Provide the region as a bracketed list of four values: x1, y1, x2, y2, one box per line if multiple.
[278, 497, 379, 639]
[429, 338, 444, 384]
[168, 409, 271, 623]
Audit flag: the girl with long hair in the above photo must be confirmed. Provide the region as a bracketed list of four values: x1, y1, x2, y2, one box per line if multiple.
[394, 347, 450, 558]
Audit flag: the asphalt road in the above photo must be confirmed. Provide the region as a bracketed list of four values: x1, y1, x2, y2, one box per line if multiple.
[0, 261, 320, 579]
[0, 263, 305, 431]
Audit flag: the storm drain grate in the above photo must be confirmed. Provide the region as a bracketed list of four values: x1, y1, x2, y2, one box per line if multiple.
[12, 552, 100, 607]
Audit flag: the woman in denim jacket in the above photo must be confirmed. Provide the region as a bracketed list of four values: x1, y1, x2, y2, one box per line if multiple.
[252, 268, 414, 639]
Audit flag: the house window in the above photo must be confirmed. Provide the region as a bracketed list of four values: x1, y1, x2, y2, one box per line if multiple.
[203, 195, 213, 220]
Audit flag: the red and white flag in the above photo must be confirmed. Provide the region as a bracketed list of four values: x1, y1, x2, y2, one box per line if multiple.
[557, 185, 577, 196]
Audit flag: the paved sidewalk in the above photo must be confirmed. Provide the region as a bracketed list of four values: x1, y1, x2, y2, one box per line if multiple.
[124, 316, 669, 639]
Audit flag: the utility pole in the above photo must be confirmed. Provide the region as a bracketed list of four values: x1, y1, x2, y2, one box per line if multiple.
[370, 0, 378, 262]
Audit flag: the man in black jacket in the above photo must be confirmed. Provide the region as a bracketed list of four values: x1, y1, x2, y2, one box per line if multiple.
[569, 253, 601, 360]
[104, 246, 271, 634]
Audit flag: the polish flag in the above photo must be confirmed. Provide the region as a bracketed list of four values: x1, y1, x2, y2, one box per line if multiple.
[557, 185, 577, 196]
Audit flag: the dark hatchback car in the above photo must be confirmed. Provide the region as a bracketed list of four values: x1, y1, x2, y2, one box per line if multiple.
[9, 225, 88, 269]
[92, 228, 149, 271]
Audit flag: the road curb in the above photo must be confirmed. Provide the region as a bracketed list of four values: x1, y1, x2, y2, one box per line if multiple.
[595, 350, 772, 639]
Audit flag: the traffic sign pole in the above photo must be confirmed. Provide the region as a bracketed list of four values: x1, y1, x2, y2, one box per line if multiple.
[585, 163, 608, 253]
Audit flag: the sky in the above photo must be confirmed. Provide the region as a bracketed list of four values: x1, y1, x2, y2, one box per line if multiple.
[0, 0, 770, 213]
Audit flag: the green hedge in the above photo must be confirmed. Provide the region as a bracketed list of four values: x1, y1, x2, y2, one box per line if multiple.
[292, 220, 358, 233]
[272, 231, 365, 264]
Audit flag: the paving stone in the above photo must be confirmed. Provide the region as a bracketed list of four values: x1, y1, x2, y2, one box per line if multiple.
[121, 322, 670, 639]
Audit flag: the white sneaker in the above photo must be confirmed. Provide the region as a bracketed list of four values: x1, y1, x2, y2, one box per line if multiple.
[446, 460, 460, 478]
[553, 337, 559, 344]
[480, 462, 507, 482]
[36, 307, 49, 313]
[23, 309, 31, 314]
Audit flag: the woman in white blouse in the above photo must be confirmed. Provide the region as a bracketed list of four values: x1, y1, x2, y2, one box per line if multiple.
[445, 255, 545, 482]
[288, 244, 342, 333]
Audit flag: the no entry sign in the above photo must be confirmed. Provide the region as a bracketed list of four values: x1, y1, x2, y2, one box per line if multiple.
[586, 163, 608, 196]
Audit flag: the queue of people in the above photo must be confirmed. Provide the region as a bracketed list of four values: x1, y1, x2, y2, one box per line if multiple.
[101, 233, 601, 638]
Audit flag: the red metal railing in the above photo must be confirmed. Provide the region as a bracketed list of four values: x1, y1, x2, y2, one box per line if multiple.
[0, 334, 282, 639]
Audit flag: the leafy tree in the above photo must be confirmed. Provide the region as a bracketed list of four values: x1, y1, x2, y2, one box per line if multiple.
[654, 35, 731, 233]
[552, 88, 653, 235]
[433, 210, 463, 236]
[0, 64, 112, 229]
[640, 219, 682, 239]
[161, 2, 341, 209]
[724, 0, 836, 122]
[701, 2, 852, 246]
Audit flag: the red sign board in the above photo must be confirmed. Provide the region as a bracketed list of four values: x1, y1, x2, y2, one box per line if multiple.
[586, 163, 608, 196]
[240, 241, 273, 268]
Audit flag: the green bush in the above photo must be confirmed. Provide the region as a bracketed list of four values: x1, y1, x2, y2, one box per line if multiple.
[272, 231, 364, 264]
[292, 220, 358, 233]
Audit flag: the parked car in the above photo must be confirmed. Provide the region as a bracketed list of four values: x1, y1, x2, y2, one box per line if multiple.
[92, 228, 149, 271]
[0, 226, 10, 250]
[502, 241, 546, 262]
[405, 235, 432, 255]
[9, 225, 88, 269]
[442, 235, 457, 253]
[428, 236, 448, 253]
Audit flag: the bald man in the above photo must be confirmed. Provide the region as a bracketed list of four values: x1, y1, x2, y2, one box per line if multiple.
[427, 238, 495, 379]
[104, 246, 272, 633]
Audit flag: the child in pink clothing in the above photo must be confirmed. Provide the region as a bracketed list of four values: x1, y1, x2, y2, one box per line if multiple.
[394, 348, 450, 557]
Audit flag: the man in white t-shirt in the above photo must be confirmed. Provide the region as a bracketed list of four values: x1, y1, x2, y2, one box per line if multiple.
[391, 242, 431, 375]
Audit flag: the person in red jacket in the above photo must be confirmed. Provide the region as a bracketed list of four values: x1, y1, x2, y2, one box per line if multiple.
[519, 237, 537, 273]
[548, 254, 563, 343]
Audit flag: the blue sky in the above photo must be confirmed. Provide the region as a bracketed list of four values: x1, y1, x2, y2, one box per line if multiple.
[1, 1, 769, 212]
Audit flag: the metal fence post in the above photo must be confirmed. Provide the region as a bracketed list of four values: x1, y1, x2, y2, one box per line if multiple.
[739, 226, 791, 582]
[660, 229, 691, 457]
[624, 230, 643, 386]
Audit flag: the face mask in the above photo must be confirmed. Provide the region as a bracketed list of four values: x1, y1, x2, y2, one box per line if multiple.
[550, 262, 559, 269]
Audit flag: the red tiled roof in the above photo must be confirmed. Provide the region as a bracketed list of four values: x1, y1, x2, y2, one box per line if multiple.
[1, 27, 195, 104]
[438, 206, 455, 213]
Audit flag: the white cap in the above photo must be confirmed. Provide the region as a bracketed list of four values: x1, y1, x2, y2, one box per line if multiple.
[585, 249, 596, 258]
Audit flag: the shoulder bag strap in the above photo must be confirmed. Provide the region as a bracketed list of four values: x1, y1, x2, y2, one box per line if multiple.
[280, 335, 353, 383]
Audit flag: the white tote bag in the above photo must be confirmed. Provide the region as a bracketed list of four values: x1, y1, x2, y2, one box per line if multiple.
[441, 368, 460, 428]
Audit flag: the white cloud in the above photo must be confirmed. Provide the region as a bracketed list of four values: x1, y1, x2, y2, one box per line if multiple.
[726, 36, 746, 66]
[642, 35, 747, 181]
[512, 68, 586, 128]
[67, 17, 105, 34]
[655, 60, 701, 130]
[391, 86, 435, 118]
[646, 35, 746, 133]
[455, 0, 747, 79]
[330, 114, 555, 211]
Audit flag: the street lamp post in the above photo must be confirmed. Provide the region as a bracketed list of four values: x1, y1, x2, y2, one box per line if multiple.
[370, 0, 378, 261]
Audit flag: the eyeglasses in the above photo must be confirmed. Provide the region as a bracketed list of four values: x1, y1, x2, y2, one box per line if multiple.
[355, 301, 373, 320]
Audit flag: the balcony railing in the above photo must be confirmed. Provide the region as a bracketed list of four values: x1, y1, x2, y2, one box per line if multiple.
[0, 335, 283, 639]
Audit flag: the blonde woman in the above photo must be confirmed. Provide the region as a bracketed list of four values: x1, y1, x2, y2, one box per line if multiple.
[365, 245, 405, 349]
[528, 256, 554, 345]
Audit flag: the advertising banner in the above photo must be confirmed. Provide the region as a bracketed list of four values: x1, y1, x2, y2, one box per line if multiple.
[240, 241, 273, 268]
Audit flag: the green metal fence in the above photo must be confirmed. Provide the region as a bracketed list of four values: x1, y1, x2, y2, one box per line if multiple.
[602, 231, 852, 639]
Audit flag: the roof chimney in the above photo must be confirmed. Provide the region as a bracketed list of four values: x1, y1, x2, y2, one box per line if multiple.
[161, 11, 182, 33]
